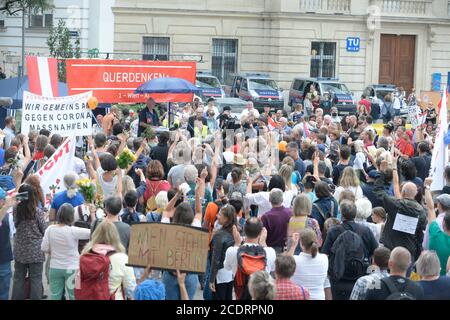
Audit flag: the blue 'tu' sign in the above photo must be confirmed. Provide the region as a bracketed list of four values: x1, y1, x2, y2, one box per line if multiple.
[346, 37, 360, 52]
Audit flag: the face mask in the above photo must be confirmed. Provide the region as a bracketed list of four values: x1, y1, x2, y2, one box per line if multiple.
[149, 142, 157, 148]
[332, 112, 337, 117]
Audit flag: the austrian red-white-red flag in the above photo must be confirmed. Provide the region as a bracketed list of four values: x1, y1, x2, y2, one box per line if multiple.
[26, 56, 59, 97]
[268, 116, 277, 131]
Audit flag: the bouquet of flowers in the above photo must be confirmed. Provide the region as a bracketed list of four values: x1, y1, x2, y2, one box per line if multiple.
[116, 147, 137, 169]
[76, 178, 96, 204]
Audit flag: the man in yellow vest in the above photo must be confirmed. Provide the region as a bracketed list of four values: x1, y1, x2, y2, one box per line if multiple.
[188, 107, 208, 139]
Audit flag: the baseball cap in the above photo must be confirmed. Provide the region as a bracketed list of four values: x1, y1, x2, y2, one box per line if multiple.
[317, 144, 326, 153]
[223, 105, 231, 111]
[368, 170, 378, 179]
[436, 194, 450, 208]
[310, 128, 319, 133]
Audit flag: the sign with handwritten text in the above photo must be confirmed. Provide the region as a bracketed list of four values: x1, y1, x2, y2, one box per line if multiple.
[128, 223, 209, 273]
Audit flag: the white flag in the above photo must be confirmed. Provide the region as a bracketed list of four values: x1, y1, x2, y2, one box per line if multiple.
[429, 91, 449, 191]
[36, 136, 77, 196]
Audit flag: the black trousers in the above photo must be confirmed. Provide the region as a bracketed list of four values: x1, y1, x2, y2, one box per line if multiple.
[212, 281, 233, 300]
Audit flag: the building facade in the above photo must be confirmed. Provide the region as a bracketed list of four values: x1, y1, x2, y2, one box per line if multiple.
[0, 0, 115, 77]
[113, 0, 450, 95]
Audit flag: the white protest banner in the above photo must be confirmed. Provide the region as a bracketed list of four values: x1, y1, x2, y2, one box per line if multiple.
[407, 104, 426, 129]
[36, 136, 76, 196]
[21, 91, 93, 137]
[429, 91, 449, 191]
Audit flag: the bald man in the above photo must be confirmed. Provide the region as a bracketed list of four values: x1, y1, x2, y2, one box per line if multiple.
[365, 247, 424, 300]
[373, 163, 427, 262]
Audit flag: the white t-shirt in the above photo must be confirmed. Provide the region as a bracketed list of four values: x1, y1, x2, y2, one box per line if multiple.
[356, 220, 383, 242]
[96, 167, 118, 200]
[161, 216, 201, 228]
[353, 152, 366, 171]
[223, 243, 276, 276]
[292, 252, 329, 300]
[241, 108, 260, 120]
[245, 189, 297, 216]
[41, 225, 91, 270]
[333, 186, 364, 202]
[392, 96, 401, 110]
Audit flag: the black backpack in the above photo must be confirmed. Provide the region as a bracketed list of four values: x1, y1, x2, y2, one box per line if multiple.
[382, 277, 416, 300]
[74, 206, 92, 254]
[329, 225, 369, 282]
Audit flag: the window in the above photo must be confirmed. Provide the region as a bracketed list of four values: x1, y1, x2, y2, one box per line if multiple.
[310, 42, 336, 78]
[212, 39, 238, 83]
[293, 80, 304, 91]
[241, 79, 248, 91]
[29, 10, 53, 28]
[143, 37, 170, 61]
[0, 20, 5, 28]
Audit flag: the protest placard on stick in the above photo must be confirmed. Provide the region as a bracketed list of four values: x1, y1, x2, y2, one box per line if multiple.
[128, 223, 209, 273]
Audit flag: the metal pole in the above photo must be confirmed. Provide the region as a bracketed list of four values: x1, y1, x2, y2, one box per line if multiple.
[168, 102, 171, 128]
[21, 4, 25, 77]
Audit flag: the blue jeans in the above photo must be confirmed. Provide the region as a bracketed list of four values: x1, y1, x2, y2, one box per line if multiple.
[162, 271, 198, 300]
[0, 262, 12, 300]
[203, 253, 212, 300]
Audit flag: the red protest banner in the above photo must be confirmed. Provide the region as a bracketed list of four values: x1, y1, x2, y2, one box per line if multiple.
[66, 59, 197, 103]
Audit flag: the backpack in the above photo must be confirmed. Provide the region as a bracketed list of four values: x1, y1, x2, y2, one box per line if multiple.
[293, 171, 304, 192]
[329, 225, 369, 282]
[313, 200, 335, 221]
[234, 245, 267, 300]
[147, 211, 162, 223]
[0, 166, 15, 191]
[74, 250, 123, 300]
[228, 182, 247, 198]
[382, 277, 416, 300]
[73, 206, 91, 254]
[145, 180, 163, 213]
[121, 210, 142, 225]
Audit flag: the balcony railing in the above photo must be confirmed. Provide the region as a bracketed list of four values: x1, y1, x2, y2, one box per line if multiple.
[299, 0, 351, 14]
[299, 0, 438, 17]
[379, 0, 432, 15]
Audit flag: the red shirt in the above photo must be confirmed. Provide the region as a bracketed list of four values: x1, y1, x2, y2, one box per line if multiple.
[359, 99, 371, 114]
[33, 151, 44, 161]
[396, 138, 415, 158]
[275, 279, 310, 300]
[143, 179, 171, 203]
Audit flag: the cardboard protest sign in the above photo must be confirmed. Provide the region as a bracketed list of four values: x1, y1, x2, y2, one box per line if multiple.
[21, 91, 93, 137]
[419, 91, 441, 109]
[66, 59, 196, 103]
[128, 223, 209, 273]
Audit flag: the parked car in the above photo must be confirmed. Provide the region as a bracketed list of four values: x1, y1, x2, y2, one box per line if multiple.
[288, 77, 356, 115]
[363, 84, 408, 120]
[196, 71, 225, 101]
[223, 72, 284, 112]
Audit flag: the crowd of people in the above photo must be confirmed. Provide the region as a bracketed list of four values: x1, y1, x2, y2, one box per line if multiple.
[0, 94, 449, 301]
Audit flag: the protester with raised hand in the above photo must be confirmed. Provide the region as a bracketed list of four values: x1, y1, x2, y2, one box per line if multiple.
[423, 177, 450, 276]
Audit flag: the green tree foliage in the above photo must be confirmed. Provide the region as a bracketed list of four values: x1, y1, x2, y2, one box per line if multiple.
[0, 0, 52, 15]
[47, 19, 81, 81]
